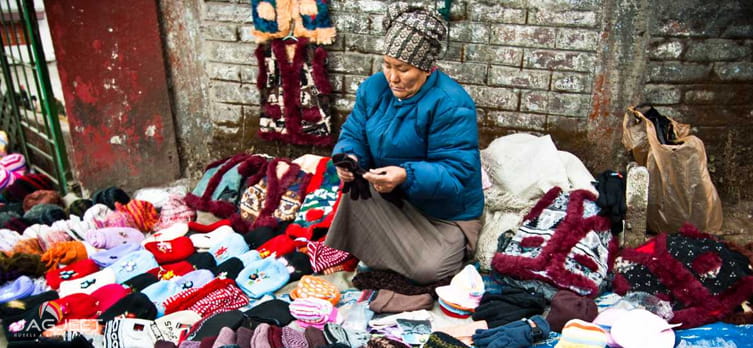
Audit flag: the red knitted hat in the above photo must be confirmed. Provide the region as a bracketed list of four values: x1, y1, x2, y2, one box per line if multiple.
[45, 258, 101, 290]
[51, 293, 100, 320]
[89, 283, 130, 316]
[116, 199, 159, 233]
[144, 236, 195, 264]
[257, 234, 298, 258]
[147, 260, 196, 280]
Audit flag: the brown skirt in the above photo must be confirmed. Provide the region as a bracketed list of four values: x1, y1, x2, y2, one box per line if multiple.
[325, 186, 481, 284]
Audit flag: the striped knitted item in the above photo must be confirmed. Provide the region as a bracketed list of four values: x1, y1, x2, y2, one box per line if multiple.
[154, 195, 196, 231]
[117, 199, 159, 232]
[163, 278, 238, 315]
[186, 281, 248, 318]
[289, 297, 337, 329]
[555, 319, 608, 348]
[0, 166, 15, 190]
[5, 173, 55, 202]
[289, 275, 341, 305]
[282, 326, 309, 348]
[306, 240, 356, 273]
[0, 153, 26, 174]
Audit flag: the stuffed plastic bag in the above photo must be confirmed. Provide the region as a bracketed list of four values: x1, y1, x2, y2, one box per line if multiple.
[622, 105, 722, 234]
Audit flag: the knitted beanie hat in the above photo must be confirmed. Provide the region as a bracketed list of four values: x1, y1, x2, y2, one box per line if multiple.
[282, 326, 308, 348]
[22, 189, 62, 212]
[147, 260, 197, 281]
[99, 292, 158, 322]
[57, 268, 116, 297]
[122, 273, 160, 292]
[0, 228, 21, 253]
[153, 310, 202, 345]
[116, 199, 160, 233]
[108, 249, 160, 283]
[67, 198, 94, 218]
[0, 210, 21, 228]
[236, 326, 254, 348]
[290, 275, 341, 305]
[0, 275, 36, 303]
[186, 251, 217, 272]
[243, 299, 295, 327]
[546, 290, 599, 333]
[208, 232, 249, 264]
[3, 216, 28, 233]
[554, 319, 608, 348]
[323, 323, 370, 347]
[145, 236, 196, 264]
[185, 309, 246, 343]
[268, 325, 284, 348]
[154, 195, 196, 231]
[51, 292, 100, 319]
[279, 250, 314, 282]
[215, 257, 245, 279]
[243, 225, 279, 249]
[0, 166, 15, 190]
[40, 240, 89, 268]
[45, 258, 101, 289]
[189, 225, 234, 250]
[304, 327, 327, 348]
[85, 226, 145, 249]
[144, 222, 190, 245]
[1, 153, 27, 174]
[307, 241, 357, 274]
[23, 203, 66, 225]
[0, 251, 46, 283]
[10, 237, 43, 255]
[0, 289, 57, 319]
[289, 297, 339, 329]
[90, 283, 130, 315]
[4, 173, 55, 202]
[90, 242, 143, 268]
[252, 323, 272, 348]
[83, 203, 114, 227]
[382, 3, 447, 71]
[235, 257, 290, 299]
[91, 186, 131, 210]
[367, 336, 411, 348]
[423, 331, 470, 348]
[103, 317, 158, 348]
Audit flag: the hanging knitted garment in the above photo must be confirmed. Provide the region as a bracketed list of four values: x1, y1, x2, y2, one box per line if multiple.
[256, 38, 333, 146]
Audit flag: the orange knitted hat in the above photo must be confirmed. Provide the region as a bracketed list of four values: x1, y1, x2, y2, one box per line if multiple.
[290, 275, 341, 305]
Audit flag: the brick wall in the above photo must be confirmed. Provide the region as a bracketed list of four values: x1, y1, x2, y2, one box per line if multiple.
[164, 0, 753, 202]
[641, 0, 753, 202]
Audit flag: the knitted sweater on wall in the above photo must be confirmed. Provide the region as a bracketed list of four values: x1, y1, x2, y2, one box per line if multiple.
[256, 38, 333, 146]
[251, 0, 336, 45]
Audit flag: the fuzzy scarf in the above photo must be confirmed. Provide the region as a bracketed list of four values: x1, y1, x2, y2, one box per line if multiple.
[613, 223, 753, 329]
[492, 187, 616, 297]
[184, 154, 270, 233]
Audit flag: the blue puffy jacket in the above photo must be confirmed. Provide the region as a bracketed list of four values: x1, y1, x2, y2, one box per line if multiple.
[333, 70, 484, 221]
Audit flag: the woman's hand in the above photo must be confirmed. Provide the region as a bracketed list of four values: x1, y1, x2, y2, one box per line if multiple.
[335, 154, 358, 182]
[363, 166, 407, 193]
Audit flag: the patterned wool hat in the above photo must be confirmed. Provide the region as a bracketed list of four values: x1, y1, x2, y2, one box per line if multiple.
[22, 189, 62, 212]
[382, 3, 447, 71]
[154, 195, 196, 231]
[290, 275, 341, 306]
[67, 198, 94, 218]
[116, 199, 159, 233]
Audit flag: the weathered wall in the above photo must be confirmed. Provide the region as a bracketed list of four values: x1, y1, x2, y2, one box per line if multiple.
[641, 0, 753, 203]
[45, 0, 180, 193]
[168, 0, 753, 202]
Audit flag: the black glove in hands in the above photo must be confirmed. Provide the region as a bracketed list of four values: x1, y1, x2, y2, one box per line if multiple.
[333, 153, 371, 201]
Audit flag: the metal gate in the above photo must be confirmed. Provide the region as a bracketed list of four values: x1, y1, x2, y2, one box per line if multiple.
[0, 0, 69, 193]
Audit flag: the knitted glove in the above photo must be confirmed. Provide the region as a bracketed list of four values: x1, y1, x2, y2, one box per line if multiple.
[594, 170, 626, 234]
[332, 154, 371, 201]
[473, 315, 550, 348]
[471, 288, 547, 328]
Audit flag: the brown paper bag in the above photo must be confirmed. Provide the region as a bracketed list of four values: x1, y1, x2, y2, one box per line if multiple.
[622, 106, 723, 234]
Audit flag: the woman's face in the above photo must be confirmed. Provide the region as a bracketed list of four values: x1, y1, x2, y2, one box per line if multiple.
[382, 55, 430, 99]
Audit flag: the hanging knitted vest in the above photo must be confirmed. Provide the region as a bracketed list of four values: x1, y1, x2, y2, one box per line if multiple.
[250, 0, 336, 45]
[256, 38, 333, 146]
